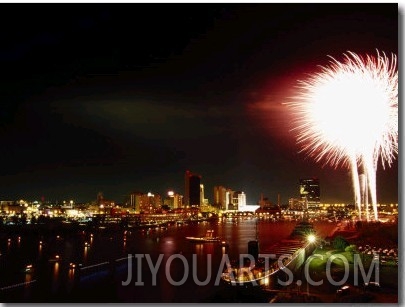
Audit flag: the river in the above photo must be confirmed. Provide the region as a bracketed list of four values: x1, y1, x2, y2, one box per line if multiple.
[0, 217, 336, 302]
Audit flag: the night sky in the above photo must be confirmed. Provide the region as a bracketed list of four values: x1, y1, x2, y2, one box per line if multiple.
[0, 3, 398, 205]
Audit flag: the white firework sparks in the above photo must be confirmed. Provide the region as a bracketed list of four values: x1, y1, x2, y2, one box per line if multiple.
[287, 50, 398, 221]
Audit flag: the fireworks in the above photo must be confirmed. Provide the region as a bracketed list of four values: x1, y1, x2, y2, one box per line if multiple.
[287, 50, 398, 221]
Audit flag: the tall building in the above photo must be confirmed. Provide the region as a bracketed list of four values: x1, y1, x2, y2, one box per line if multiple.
[185, 171, 191, 206]
[129, 191, 161, 213]
[229, 191, 246, 211]
[184, 170, 201, 207]
[214, 186, 228, 210]
[129, 191, 143, 212]
[200, 184, 205, 206]
[237, 191, 247, 210]
[164, 190, 183, 209]
[226, 189, 235, 210]
[213, 186, 248, 211]
[299, 178, 320, 210]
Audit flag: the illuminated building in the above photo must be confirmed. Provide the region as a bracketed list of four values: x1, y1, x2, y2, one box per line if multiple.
[288, 197, 304, 210]
[299, 178, 320, 210]
[235, 191, 247, 211]
[96, 192, 115, 214]
[229, 191, 247, 211]
[214, 186, 230, 210]
[213, 187, 248, 211]
[129, 191, 161, 213]
[0, 200, 14, 213]
[129, 192, 143, 212]
[200, 184, 205, 206]
[164, 191, 183, 209]
[226, 190, 235, 210]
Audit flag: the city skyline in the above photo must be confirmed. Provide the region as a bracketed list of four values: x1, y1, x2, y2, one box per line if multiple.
[0, 3, 398, 204]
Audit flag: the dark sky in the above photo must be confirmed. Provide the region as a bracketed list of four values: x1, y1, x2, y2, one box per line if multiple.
[0, 3, 398, 205]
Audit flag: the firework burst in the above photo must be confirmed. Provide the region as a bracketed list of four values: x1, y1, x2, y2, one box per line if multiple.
[287, 50, 398, 221]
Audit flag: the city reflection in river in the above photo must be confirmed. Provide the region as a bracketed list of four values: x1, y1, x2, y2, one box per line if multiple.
[0, 218, 335, 302]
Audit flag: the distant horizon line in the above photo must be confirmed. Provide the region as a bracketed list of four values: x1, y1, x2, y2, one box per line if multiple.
[0, 198, 398, 206]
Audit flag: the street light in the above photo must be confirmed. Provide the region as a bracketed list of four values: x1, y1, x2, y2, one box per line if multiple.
[307, 234, 316, 244]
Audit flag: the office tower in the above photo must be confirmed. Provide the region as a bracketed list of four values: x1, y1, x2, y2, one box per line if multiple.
[164, 191, 183, 209]
[214, 186, 228, 210]
[299, 178, 320, 210]
[225, 189, 234, 211]
[129, 191, 161, 213]
[200, 184, 205, 206]
[129, 191, 143, 212]
[237, 191, 247, 211]
[184, 170, 201, 207]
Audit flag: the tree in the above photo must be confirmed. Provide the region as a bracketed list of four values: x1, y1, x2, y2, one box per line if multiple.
[333, 236, 349, 251]
[344, 244, 356, 253]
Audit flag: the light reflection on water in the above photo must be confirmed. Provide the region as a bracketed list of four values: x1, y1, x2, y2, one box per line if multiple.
[68, 267, 75, 280]
[84, 245, 88, 262]
[0, 219, 336, 302]
[24, 270, 33, 300]
[53, 262, 59, 278]
[52, 262, 60, 293]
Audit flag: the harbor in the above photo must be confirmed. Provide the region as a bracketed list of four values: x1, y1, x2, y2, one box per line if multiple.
[0, 216, 337, 302]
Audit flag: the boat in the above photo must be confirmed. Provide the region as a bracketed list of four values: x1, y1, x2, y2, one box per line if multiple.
[186, 230, 222, 243]
[23, 264, 34, 273]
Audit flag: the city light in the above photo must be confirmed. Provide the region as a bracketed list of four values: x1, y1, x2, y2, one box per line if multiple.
[0, 4, 398, 304]
[307, 234, 316, 243]
[287, 50, 398, 221]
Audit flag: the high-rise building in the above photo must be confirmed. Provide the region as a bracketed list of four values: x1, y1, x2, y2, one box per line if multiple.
[200, 184, 205, 206]
[185, 170, 201, 207]
[214, 186, 228, 210]
[214, 186, 248, 211]
[129, 191, 143, 212]
[237, 191, 247, 210]
[185, 171, 190, 206]
[164, 190, 183, 209]
[299, 178, 320, 210]
[129, 191, 161, 213]
[189, 175, 201, 206]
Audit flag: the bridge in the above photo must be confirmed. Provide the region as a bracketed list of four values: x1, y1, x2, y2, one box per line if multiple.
[221, 239, 314, 286]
